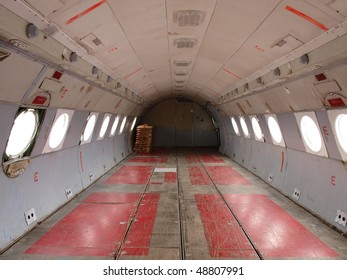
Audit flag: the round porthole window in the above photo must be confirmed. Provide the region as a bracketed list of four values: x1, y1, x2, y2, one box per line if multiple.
[99, 115, 110, 139]
[5, 109, 39, 158]
[231, 117, 240, 135]
[130, 117, 137, 131]
[119, 116, 127, 134]
[251, 117, 262, 140]
[240, 117, 249, 137]
[82, 114, 96, 142]
[300, 115, 322, 152]
[110, 116, 119, 136]
[267, 116, 283, 144]
[48, 113, 70, 149]
[335, 114, 347, 154]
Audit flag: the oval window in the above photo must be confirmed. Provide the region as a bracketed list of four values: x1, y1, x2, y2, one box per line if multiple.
[130, 117, 137, 131]
[99, 115, 110, 139]
[5, 109, 38, 158]
[48, 113, 70, 149]
[267, 116, 283, 144]
[251, 117, 263, 140]
[240, 117, 249, 137]
[300, 115, 322, 152]
[82, 114, 96, 142]
[231, 117, 240, 135]
[119, 116, 127, 134]
[335, 114, 347, 154]
[110, 116, 119, 136]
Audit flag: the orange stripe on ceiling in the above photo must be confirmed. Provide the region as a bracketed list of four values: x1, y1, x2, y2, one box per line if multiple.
[285, 5, 329, 31]
[123, 68, 143, 79]
[66, 0, 107, 25]
[223, 68, 241, 79]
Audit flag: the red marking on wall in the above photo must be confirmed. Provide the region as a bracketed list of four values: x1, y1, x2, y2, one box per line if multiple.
[25, 192, 139, 257]
[224, 194, 339, 258]
[34, 172, 39, 182]
[164, 172, 177, 183]
[60, 87, 69, 99]
[223, 68, 241, 79]
[65, 0, 107, 25]
[195, 194, 258, 259]
[123, 68, 143, 80]
[285, 5, 329, 31]
[105, 166, 153, 185]
[255, 45, 265, 52]
[322, 126, 329, 141]
[280, 151, 285, 173]
[79, 151, 84, 172]
[52, 71, 63, 80]
[121, 193, 160, 256]
[32, 96, 47, 105]
[331, 176, 336, 187]
[328, 98, 345, 107]
[189, 166, 211, 185]
[108, 47, 118, 54]
[205, 166, 250, 185]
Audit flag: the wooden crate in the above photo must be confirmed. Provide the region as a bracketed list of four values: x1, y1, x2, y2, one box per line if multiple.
[134, 124, 154, 153]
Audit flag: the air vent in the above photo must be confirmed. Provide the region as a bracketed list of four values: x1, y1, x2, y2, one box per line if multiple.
[174, 10, 206, 27]
[174, 60, 191, 67]
[174, 80, 185, 84]
[174, 38, 198, 48]
[175, 71, 188, 76]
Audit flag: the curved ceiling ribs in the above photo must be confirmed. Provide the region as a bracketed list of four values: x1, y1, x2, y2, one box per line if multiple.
[1, 0, 347, 112]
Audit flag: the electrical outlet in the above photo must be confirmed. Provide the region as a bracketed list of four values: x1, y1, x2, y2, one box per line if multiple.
[24, 208, 37, 226]
[267, 173, 274, 183]
[293, 188, 301, 201]
[335, 209, 347, 227]
[65, 188, 73, 199]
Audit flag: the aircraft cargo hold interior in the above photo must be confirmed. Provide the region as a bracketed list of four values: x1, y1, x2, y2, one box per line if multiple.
[0, 0, 347, 267]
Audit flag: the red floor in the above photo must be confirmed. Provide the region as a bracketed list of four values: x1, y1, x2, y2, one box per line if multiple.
[17, 148, 342, 260]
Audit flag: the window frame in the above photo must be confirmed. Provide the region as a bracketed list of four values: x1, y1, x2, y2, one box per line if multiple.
[250, 115, 264, 142]
[295, 112, 328, 157]
[266, 114, 285, 147]
[80, 112, 98, 145]
[231, 116, 240, 136]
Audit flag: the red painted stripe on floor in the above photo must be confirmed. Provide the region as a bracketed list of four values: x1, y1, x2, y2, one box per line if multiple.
[195, 194, 258, 259]
[164, 172, 177, 183]
[25, 193, 138, 256]
[189, 166, 211, 185]
[224, 194, 339, 258]
[158, 157, 169, 163]
[121, 193, 160, 256]
[185, 154, 200, 163]
[285, 5, 329, 31]
[128, 157, 157, 163]
[205, 166, 250, 185]
[105, 166, 153, 185]
[199, 155, 224, 163]
[83, 192, 141, 204]
[65, 0, 107, 25]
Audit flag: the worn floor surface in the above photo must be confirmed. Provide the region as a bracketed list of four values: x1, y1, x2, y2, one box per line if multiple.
[2, 148, 346, 260]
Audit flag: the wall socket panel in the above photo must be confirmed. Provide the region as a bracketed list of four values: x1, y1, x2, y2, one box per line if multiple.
[293, 188, 301, 201]
[65, 188, 73, 199]
[335, 209, 347, 227]
[24, 208, 37, 226]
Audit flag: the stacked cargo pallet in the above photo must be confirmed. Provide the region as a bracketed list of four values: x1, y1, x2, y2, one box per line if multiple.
[134, 124, 154, 153]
